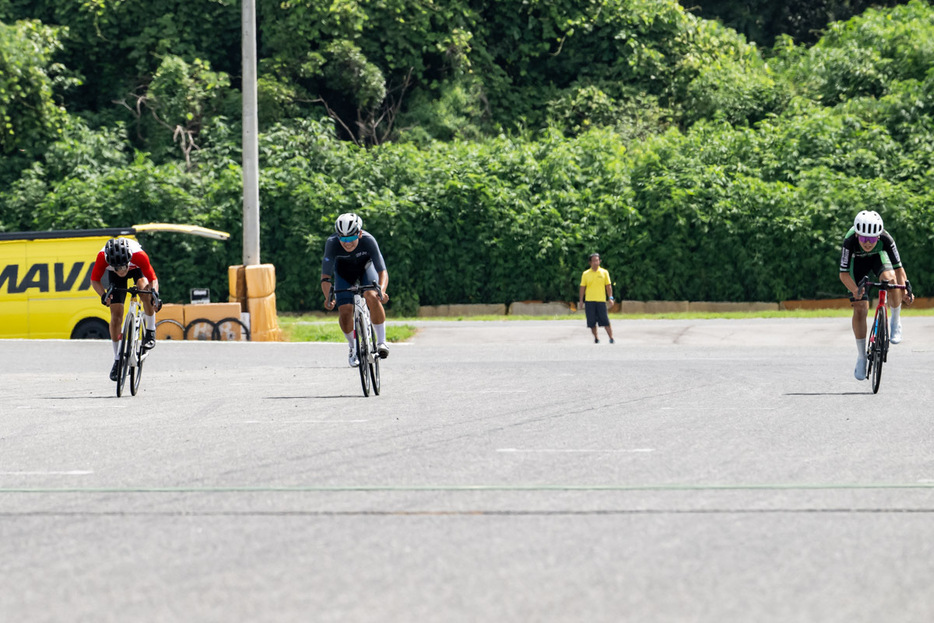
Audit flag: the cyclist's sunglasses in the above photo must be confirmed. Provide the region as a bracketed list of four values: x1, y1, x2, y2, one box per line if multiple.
[113, 264, 129, 272]
[339, 235, 359, 243]
[858, 235, 879, 244]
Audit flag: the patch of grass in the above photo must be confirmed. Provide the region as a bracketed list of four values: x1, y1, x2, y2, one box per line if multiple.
[278, 306, 934, 341]
[280, 316, 417, 343]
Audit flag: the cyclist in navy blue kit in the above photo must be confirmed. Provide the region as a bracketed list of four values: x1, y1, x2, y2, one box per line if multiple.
[839, 210, 914, 380]
[320, 213, 390, 367]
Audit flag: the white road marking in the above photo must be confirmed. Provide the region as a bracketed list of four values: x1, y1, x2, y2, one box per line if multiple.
[0, 471, 93, 475]
[446, 390, 529, 394]
[496, 448, 655, 454]
[660, 406, 779, 411]
[241, 420, 369, 424]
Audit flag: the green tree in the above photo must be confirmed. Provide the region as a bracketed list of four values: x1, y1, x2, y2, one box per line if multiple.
[3, 0, 240, 115]
[0, 20, 74, 161]
[680, 0, 910, 47]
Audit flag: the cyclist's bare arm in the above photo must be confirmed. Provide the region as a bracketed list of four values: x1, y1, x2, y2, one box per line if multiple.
[321, 274, 335, 310]
[840, 272, 860, 299]
[93, 280, 121, 307]
[894, 267, 914, 305]
[376, 270, 389, 303]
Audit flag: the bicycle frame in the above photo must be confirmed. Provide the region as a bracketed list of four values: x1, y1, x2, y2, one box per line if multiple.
[110, 286, 152, 397]
[330, 283, 382, 397]
[354, 293, 373, 346]
[125, 295, 145, 369]
[859, 278, 908, 394]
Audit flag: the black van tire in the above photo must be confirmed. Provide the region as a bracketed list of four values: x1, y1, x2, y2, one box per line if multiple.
[72, 318, 110, 340]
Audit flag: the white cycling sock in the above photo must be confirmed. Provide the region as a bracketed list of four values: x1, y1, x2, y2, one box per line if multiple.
[344, 331, 355, 347]
[144, 314, 155, 331]
[374, 323, 386, 343]
[890, 305, 901, 326]
[112, 341, 120, 359]
[856, 338, 866, 358]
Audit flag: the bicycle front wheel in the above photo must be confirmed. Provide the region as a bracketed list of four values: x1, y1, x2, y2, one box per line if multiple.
[116, 312, 133, 397]
[368, 322, 380, 396]
[355, 316, 371, 397]
[130, 314, 145, 396]
[871, 308, 887, 394]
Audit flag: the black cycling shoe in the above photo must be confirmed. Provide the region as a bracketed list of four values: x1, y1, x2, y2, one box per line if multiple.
[109, 361, 120, 382]
[143, 330, 156, 350]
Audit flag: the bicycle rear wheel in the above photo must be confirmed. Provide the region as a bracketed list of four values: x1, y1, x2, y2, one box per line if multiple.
[368, 322, 380, 396]
[130, 315, 145, 396]
[355, 315, 370, 396]
[116, 312, 133, 397]
[871, 308, 887, 394]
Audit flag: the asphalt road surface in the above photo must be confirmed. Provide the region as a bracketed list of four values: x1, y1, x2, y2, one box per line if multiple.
[2, 317, 934, 622]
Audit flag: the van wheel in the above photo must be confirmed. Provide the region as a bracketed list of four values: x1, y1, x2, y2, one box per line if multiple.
[72, 318, 110, 340]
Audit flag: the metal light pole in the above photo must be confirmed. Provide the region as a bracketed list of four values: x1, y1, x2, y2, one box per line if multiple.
[242, 0, 261, 266]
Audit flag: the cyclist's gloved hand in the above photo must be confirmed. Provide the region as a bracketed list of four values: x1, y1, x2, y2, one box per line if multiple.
[101, 290, 112, 306]
[151, 290, 163, 312]
[855, 276, 868, 300]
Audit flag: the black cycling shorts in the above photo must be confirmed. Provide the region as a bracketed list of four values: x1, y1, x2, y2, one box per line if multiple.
[847, 255, 893, 302]
[333, 262, 379, 307]
[108, 268, 145, 306]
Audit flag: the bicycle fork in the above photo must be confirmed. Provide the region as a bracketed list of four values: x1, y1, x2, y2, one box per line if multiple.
[130, 305, 146, 367]
[354, 296, 372, 363]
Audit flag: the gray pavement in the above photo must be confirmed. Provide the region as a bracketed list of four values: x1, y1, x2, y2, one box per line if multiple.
[2, 318, 934, 622]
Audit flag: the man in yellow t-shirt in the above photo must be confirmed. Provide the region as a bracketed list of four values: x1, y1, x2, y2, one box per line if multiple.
[578, 253, 615, 344]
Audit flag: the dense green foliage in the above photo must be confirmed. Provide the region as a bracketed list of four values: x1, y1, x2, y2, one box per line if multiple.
[2, 0, 934, 311]
[681, 0, 911, 47]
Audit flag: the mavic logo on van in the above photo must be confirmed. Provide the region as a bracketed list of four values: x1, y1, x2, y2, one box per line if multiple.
[0, 262, 94, 294]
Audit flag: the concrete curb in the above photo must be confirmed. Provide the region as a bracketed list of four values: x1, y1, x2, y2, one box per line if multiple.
[417, 304, 507, 317]
[289, 297, 934, 319]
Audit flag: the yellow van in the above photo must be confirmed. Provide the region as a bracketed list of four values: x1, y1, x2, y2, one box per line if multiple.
[0, 224, 228, 339]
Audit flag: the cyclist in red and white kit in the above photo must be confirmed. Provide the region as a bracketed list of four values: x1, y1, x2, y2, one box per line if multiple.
[90, 237, 162, 381]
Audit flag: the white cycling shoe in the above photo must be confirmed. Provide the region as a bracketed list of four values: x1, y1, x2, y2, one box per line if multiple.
[890, 321, 903, 344]
[854, 356, 868, 381]
[348, 347, 359, 367]
[377, 342, 389, 359]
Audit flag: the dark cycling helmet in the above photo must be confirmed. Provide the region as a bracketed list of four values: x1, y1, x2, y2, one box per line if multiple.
[335, 212, 362, 237]
[104, 237, 132, 266]
[854, 210, 883, 237]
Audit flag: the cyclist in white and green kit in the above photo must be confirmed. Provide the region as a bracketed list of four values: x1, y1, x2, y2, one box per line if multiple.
[838, 210, 914, 380]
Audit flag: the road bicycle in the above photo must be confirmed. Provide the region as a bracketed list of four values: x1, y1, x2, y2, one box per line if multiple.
[330, 283, 383, 397]
[107, 285, 157, 397]
[857, 277, 910, 394]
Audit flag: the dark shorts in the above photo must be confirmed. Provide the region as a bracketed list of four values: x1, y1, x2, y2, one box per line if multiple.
[334, 262, 378, 307]
[108, 268, 145, 305]
[584, 301, 610, 328]
[847, 254, 894, 302]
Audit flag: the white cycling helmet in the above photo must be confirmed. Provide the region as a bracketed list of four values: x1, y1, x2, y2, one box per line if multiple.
[335, 212, 362, 237]
[854, 210, 884, 237]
